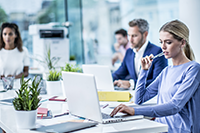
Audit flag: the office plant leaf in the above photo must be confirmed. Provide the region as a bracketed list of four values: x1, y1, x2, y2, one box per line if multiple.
[47, 70, 61, 81]
[32, 46, 60, 70]
[13, 75, 42, 111]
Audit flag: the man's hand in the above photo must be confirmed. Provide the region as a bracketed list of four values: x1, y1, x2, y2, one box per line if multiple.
[114, 80, 130, 89]
[114, 43, 120, 51]
[110, 104, 135, 117]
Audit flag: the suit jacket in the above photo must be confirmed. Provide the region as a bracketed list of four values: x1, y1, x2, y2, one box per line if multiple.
[112, 41, 168, 86]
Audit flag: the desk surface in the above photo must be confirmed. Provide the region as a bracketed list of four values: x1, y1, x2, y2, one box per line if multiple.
[0, 89, 168, 133]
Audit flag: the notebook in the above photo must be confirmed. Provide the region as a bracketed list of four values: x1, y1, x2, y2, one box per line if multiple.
[82, 65, 128, 90]
[31, 122, 97, 132]
[62, 72, 143, 124]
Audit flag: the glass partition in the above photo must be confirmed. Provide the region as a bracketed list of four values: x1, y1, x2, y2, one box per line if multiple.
[0, 0, 179, 67]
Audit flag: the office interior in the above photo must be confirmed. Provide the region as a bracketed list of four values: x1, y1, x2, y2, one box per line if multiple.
[1, 0, 200, 69]
[0, 0, 199, 132]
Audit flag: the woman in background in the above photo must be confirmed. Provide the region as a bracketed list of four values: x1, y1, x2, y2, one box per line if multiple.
[0, 22, 29, 79]
[110, 20, 200, 133]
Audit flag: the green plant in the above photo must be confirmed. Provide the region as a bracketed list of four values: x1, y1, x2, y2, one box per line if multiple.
[33, 46, 60, 70]
[70, 55, 76, 61]
[47, 70, 61, 81]
[13, 75, 42, 111]
[61, 63, 82, 72]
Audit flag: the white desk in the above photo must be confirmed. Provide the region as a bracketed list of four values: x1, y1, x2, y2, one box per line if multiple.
[0, 89, 168, 133]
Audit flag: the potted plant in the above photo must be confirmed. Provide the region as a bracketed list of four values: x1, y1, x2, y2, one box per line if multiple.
[61, 63, 82, 72]
[13, 75, 41, 129]
[46, 70, 62, 96]
[32, 46, 61, 79]
[69, 55, 76, 65]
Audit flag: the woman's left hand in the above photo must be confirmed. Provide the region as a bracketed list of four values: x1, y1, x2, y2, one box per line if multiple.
[110, 104, 135, 117]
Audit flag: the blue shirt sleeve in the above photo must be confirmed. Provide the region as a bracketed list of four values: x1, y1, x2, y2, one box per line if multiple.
[134, 65, 200, 117]
[112, 61, 129, 81]
[135, 69, 160, 104]
[112, 49, 131, 81]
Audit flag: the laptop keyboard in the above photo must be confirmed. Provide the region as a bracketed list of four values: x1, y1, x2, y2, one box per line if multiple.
[102, 113, 112, 119]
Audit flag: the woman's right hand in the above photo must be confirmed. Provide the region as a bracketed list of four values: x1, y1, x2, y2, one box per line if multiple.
[110, 104, 135, 117]
[141, 54, 154, 70]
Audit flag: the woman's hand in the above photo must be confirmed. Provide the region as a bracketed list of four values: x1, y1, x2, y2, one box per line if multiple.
[141, 54, 154, 70]
[110, 104, 135, 117]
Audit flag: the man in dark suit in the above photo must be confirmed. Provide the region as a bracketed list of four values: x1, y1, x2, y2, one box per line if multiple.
[113, 18, 168, 89]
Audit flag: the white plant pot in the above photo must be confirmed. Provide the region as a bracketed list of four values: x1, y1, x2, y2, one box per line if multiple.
[46, 80, 62, 96]
[43, 71, 50, 80]
[15, 110, 37, 129]
[70, 60, 76, 65]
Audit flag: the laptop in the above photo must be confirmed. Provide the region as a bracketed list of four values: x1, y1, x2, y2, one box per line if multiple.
[82, 65, 127, 90]
[62, 72, 143, 124]
[31, 122, 97, 132]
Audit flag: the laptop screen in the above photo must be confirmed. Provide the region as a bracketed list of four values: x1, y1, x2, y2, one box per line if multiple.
[62, 72, 103, 123]
[82, 65, 114, 90]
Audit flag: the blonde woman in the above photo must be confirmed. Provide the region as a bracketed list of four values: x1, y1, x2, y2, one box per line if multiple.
[111, 20, 199, 133]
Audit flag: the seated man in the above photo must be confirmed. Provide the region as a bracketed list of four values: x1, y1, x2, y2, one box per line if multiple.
[112, 29, 131, 66]
[112, 18, 168, 89]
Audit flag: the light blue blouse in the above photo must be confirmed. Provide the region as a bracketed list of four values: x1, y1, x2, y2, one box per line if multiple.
[134, 61, 200, 133]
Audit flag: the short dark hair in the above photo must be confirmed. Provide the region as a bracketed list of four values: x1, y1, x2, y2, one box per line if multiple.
[115, 29, 127, 37]
[129, 18, 149, 34]
[0, 22, 23, 51]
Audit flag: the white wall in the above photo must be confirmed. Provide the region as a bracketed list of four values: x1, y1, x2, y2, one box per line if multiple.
[179, 0, 200, 63]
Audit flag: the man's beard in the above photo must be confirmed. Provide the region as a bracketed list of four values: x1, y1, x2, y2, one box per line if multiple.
[131, 36, 144, 49]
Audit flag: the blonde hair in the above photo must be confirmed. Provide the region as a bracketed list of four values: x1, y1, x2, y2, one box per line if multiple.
[159, 20, 195, 61]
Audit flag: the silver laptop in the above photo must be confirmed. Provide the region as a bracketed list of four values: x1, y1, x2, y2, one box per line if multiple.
[82, 65, 115, 90]
[62, 71, 143, 124]
[31, 122, 97, 132]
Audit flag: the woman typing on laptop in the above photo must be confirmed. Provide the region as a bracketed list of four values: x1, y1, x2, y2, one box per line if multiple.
[110, 20, 200, 133]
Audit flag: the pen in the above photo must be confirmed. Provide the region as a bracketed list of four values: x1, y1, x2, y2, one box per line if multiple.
[102, 104, 109, 109]
[40, 99, 49, 103]
[54, 111, 69, 117]
[150, 52, 164, 60]
[54, 112, 69, 117]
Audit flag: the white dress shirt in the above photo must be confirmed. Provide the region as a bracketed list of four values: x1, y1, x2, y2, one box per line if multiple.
[133, 41, 148, 76]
